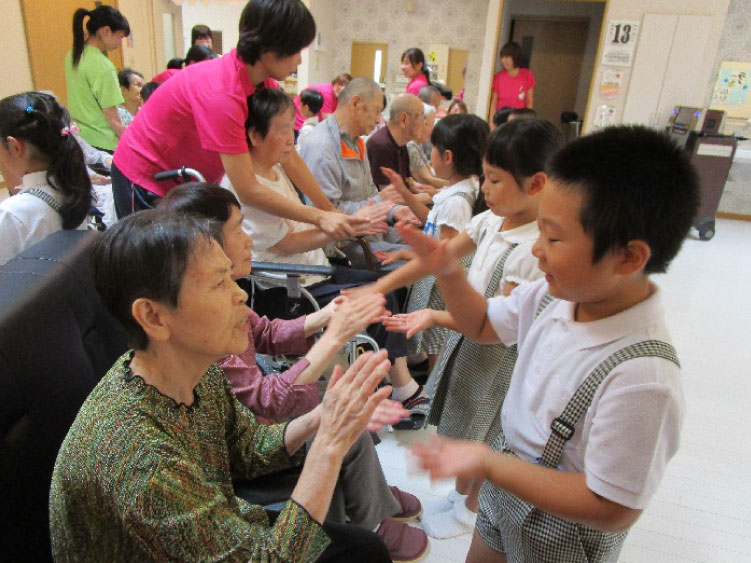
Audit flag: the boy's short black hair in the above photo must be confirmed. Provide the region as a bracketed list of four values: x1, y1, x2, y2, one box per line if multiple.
[493, 106, 513, 127]
[93, 210, 218, 350]
[300, 88, 324, 115]
[509, 107, 536, 119]
[485, 117, 564, 188]
[245, 87, 294, 140]
[431, 113, 489, 177]
[549, 125, 700, 274]
[237, 0, 316, 66]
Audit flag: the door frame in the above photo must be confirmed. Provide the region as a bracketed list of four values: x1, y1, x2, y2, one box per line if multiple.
[490, 0, 610, 130]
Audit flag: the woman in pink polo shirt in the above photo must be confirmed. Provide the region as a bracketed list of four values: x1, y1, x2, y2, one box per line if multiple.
[490, 41, 535, 111]
[401, 48, 431, 96]
[293, 73, 352, 132]
[111, 0, 361, 239]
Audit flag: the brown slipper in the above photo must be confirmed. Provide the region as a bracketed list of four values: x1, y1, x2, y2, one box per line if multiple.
[376, 519, 429, 563]
[389, 486, 422, 521]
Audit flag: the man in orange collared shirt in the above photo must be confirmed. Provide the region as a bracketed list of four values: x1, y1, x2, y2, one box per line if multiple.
[298, 77, 418, 270]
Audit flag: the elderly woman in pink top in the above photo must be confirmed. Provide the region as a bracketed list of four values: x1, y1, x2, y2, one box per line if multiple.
[401, 48, 431, 96]
[111, 0, 364, 241]
[293, 73, 352, 132]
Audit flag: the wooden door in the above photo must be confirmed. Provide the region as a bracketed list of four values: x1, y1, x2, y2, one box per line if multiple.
[512, 18, 589, 130]
[447, 49, 468, 98]
[351, 42, 388, 83]
[21, 0, 123, 105]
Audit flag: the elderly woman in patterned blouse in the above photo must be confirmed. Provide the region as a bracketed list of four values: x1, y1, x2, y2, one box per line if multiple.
[49, 210, 405, 562]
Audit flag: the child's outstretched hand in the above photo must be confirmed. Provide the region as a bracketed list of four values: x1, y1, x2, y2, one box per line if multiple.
[380, 167, 412, 197]
[374, 248, 415, 265]
[410, 436, 492, 482]
[382, 309, 434, 338]
[366, 398, 410, 432]
[396, 224, 460, 276]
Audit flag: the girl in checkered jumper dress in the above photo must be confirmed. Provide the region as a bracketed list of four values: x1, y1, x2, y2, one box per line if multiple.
[382, 118, 565, 539]
[378, 113, 489, 378]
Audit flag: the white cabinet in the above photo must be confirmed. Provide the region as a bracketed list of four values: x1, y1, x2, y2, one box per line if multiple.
[622, 13, 712, 127]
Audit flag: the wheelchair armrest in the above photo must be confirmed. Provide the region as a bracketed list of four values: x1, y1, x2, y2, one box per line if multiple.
[250, 261, 334, 277]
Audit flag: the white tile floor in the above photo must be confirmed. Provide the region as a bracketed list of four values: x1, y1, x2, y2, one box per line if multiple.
[373, 218, 751, 562]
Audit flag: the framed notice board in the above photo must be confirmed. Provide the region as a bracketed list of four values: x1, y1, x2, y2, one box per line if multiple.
[710, 61, 751, 119]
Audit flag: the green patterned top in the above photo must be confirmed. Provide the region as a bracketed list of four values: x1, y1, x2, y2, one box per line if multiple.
[49, 352, 330, 562]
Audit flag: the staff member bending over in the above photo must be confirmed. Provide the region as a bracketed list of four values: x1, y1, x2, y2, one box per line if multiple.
[111, 0, 363, 241]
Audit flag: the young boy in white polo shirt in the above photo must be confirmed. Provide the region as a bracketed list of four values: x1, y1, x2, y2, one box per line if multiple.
[405, 125, 700, 562]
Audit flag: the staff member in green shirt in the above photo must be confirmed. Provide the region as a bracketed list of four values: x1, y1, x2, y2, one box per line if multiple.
[64, 5, 130, 151]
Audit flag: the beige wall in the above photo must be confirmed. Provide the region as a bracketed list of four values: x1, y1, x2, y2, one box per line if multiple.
[583, 0, 731, 131]
[305, 0, 490, 114]
[120, 0, 158, 79]
[1, 0, 33, 99]
[119, 0, 184, 81]
[306, 0, 337, 87]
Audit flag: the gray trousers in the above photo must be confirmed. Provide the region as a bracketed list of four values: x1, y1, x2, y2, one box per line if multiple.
[325, 431, 401, 529]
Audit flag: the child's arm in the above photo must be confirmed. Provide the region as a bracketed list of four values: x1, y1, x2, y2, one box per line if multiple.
[489, 91, 498, 120]
[412, 437, 642, 533]
[343, 230, 477, 299]
[411, 168, 450, 190]
[381, 167, 431, 224]
[374, 248, 415, 265]
[382, 309, 458, 338]
[384, 276, 517, 337]
[397, 224, 500, 344]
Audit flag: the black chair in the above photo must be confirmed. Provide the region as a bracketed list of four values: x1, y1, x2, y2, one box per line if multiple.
[0, 230, 129, 562]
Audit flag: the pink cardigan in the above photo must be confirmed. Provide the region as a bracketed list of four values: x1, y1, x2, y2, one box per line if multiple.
[218, 310, 319, 424]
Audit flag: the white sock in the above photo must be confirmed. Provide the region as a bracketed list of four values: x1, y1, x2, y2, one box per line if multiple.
[422, 497, 453, 516]
[421, 491, 468, 522]
[420, 499, 476, 539]
[391, 379, 420, 402]
[447, 490, 467, 504]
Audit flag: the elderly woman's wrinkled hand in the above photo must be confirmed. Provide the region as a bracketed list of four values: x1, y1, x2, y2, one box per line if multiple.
[323, 292, 387, 346]
[317, 350, 392, 451]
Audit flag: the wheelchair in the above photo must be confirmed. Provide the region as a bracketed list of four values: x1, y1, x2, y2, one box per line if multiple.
[245, 260, 380, 373]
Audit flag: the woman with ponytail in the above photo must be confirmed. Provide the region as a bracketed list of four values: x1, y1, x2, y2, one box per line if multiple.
[401, 48, 431, 96]
[0, 92, 92, 265]
[64, 5, 130, 151]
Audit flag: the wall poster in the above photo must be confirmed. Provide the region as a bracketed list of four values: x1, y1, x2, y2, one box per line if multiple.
[600, 20, 640, 67]
[710, 61, 751, 118]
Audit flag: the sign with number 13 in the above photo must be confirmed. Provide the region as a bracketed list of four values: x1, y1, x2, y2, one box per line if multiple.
[601, 20, 640, 67]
